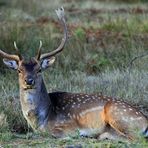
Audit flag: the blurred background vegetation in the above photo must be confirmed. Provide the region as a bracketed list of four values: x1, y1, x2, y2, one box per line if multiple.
[0, 0, 148, 147]
[0, 0, 148, 73]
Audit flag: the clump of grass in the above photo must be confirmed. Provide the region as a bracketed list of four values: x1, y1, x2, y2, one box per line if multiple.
[0, 112, 8, 133]
[74, 27, 86, 41]
[0, 132, 14, 143]
[85, 54, 111, 74]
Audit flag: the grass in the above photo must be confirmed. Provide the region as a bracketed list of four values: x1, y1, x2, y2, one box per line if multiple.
[0, 0, 148, 147]
[0, 69, 148, 147]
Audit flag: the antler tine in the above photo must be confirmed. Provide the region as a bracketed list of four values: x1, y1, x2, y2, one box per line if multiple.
[40, 7, 68, 60]
[0, 49, 20, 61]
[36, 40, 42, 60]
[14, 41, 23, 60]
[14, 41, 18, 51]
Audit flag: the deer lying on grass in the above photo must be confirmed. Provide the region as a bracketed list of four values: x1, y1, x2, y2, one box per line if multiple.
[0, 7, 148, 141]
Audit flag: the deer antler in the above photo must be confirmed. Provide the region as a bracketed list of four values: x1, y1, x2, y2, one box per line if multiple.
[0, 49, 20, 61]
[38, 7, 68, 60]
[36, 40, 43, 60]
[14, 41, 23, 60]
[0, 42, 23, 61]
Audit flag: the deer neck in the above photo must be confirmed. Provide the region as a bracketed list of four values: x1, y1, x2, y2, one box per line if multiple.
[19, 78, 54, 130]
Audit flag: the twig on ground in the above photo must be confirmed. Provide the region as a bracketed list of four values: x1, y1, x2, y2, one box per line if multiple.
[127, 52, 148, 70]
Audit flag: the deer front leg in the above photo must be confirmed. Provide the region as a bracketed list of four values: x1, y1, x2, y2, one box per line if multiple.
[23, 109, 39, 130]
[51, 120, 78, 138]
[24, 109, 48, 132]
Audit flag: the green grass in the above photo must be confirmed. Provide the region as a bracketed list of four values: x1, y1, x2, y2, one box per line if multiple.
[0, 132, 148, 147]
[0, 0, 148, 147]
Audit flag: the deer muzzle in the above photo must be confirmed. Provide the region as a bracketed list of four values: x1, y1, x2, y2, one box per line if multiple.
[24, 76, 35, 88]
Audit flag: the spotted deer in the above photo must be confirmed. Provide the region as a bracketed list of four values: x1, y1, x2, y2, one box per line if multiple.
[0, 7, 148, 141]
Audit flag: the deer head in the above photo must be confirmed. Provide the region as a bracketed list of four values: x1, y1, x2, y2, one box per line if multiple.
[0, 7, 68, 90]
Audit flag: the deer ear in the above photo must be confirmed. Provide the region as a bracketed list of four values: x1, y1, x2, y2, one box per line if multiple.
[41, 56, 56, 69]
[3, 58, 18, 70]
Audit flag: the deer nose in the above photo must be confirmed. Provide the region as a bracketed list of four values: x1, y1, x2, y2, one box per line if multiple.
[25, 78, 35, 86]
